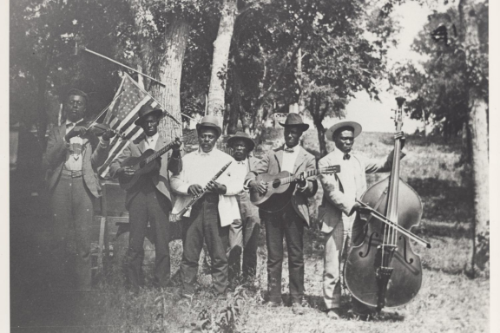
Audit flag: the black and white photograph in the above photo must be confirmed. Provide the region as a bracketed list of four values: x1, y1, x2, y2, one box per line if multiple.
[7, 0, 496, 332]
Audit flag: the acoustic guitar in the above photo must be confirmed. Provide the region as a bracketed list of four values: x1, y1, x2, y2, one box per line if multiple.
[249, 165, 340, 211]
[119, 138, 181, 191]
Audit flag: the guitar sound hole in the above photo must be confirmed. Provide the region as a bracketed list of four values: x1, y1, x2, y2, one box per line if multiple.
[272, 180, 281, 188]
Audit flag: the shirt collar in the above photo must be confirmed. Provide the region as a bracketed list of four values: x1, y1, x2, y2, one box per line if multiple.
[146, 132, 159, 142]
[234, 158, 248, 165]
[197, 147, 218, 157]
[283, 144, 298, 153]
[333, 148, 351, 159]
[66, 118, 84, 126]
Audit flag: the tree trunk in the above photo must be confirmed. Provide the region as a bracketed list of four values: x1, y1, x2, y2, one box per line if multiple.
[150, 17, 190, 141]
[468, 95, 489, 273]
[460, 0, 489, 274]
[252, 104, 265, 137]
[228, 66, 241, 134]
[240, 98, 252, 135]
[422, 108, 428, 137]
[207, 0, 237, 126]
[315, 120, 327, 158]
[37, 77, 48, 147]
[289, 48, 303, 114]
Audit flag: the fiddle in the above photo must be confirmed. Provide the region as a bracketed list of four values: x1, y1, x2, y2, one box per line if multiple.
[88, 123, 124, 140]
[344, 97, 430, 311]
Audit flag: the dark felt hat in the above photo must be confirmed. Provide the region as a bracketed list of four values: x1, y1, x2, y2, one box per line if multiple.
[196, 115, 222, 137]
[134, 104, 163, 126]
[279, 113, 309, 131]
[325, 120, 362, 141]
[67, 88, 88, 101]
[227, 131, 255, 151]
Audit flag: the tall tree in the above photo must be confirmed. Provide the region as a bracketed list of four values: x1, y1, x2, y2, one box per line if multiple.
[459, 0, 489, 274]
[121, 0, 201, 140]
[207, 0, 238, 126]
[389, 10, 470, 139]
[388, 0, 489, 274]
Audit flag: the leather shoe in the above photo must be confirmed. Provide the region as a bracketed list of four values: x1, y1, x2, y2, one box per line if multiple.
[347, 309, 373, 321]
[291, 301, 308, 315]
[326, 308, 341, 320]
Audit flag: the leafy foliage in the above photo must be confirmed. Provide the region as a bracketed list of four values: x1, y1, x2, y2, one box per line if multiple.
[389, 3, 488, 138]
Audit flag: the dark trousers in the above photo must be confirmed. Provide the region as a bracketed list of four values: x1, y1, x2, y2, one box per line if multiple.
[228, 192, 261, 280]
[50, 173, 94, 291]
[180, 194, 229, 295]
[127, 181, 171, 289]
[262, 204, 305, 304]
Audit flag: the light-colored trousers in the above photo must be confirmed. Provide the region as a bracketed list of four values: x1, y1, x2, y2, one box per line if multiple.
[322, 214, 356, 309]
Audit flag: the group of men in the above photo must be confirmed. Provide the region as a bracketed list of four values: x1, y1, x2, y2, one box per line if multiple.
[44, 89, 404, 319]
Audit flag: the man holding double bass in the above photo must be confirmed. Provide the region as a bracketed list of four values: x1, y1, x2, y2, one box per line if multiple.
[317, 120, 405, 320]
[245, 113, 318, 315]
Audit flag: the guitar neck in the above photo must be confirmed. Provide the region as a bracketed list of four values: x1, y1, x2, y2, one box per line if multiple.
[145, 142, 174, 164]
[280, 169, 320, 185]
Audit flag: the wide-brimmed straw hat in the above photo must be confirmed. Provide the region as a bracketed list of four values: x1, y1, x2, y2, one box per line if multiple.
[196, 115, 222, 137]
[134, 104, 163, 126]
[325, 120, 362, 141]
[227, 131, 255, 151]
[279, 113, 309, 131]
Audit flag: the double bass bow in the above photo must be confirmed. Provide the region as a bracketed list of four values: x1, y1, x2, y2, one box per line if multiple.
[344, 97, 431, 312]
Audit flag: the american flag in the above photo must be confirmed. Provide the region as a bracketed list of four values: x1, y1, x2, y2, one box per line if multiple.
[98, 74, 168, 177]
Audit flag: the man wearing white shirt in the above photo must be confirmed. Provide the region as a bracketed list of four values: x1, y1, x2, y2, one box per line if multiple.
[171, 116, 242, 298]
[43, 89, 115, 291]
[245, 114, 318, 314]
[318, 121, 405, 320]
[226, 132, 261, 282]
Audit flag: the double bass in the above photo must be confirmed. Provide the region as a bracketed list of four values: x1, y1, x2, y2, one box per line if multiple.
[344, 97, 431, 312]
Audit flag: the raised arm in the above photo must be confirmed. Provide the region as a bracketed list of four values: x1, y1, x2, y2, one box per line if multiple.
[364, 150, 405, 174]
[109, 143, 132, 179]
[90, 137, 111, 170]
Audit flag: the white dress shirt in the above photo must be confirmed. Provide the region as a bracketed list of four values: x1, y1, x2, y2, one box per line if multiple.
[171, 148, 242, 226]
[65, 119, 84, 171]
[281, 144, 300, 173]
[232, 158, 250, 193]
[144, 132, 159, 151]
[330, 148, 363, 230]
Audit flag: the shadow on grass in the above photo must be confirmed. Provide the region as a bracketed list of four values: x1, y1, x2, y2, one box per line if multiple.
[407, 177, 473, 224]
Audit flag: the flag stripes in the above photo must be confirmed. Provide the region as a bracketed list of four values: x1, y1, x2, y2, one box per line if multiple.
[98, 74, 165, 178]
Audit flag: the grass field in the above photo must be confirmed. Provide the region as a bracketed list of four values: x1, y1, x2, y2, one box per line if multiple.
[10, 130, 489, 332]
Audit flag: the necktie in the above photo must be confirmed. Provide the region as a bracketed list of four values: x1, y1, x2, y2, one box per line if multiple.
[343, 153, 350, 160]
[284, 147, 295, 153]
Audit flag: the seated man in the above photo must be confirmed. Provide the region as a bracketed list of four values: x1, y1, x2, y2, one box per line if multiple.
[227, 131, 261, 283]
[171, 116, 242, 299]
[109, 104, 181, 291]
